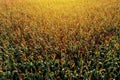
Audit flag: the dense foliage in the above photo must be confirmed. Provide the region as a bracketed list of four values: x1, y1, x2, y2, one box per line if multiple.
[0, 0, 120, 79]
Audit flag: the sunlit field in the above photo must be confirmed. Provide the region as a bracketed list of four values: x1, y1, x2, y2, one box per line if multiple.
[0, 0, 120, 79]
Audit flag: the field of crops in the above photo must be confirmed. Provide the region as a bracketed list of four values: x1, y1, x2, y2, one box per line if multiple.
[0, 0, 120, 79]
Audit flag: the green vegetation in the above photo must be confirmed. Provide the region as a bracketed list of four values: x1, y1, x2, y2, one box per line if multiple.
[0, 0, 120, 79]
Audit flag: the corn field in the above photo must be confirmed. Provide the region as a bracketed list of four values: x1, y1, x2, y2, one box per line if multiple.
[0, 0, 120, 79]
